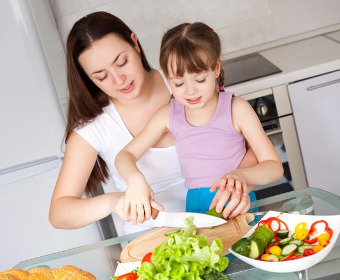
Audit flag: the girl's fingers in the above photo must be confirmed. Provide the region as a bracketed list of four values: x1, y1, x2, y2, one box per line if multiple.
[137, 203, 145, 224]
[130, 203, 138, 225]
[242, 182, 249, 196]
[235, 180, 242, 195]
[150, 200, 164, 211]
[226, 178, 235, 192]
[222, 191, 241, 219]
[229, 195, 250, 218]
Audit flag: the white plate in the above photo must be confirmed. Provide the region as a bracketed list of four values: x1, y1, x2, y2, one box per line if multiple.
[114, 261, 141, 277]
[228, 211, 340, 273]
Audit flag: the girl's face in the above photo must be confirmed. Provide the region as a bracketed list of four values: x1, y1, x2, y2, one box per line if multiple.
[167, 59, 221, 110]
[78, 33, 145, 101]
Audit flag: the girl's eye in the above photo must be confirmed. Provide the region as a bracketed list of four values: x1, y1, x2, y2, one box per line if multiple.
[98, 74, 108, 82]
[174, 83, 183, 87]
[196, 78, 206, 83]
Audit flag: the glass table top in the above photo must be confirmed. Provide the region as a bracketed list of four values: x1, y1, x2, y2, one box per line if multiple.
[14, 187, 340, 280]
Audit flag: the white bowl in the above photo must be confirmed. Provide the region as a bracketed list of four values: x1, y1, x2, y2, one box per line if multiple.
[228, 211, 340, 273]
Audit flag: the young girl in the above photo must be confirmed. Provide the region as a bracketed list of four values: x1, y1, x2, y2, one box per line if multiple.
[115, 22, 283, 224]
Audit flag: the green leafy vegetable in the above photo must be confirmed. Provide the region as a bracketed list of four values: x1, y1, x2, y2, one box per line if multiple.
[137, 216, 229, 280]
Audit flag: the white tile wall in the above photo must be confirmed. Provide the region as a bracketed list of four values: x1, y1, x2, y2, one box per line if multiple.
[50, 0, 340, 69]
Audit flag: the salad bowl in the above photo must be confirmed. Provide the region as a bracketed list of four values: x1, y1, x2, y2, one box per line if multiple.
[228, 211, 340, 273]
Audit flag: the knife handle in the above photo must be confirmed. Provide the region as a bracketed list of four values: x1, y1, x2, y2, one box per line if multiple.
[151, 207, 160, 220]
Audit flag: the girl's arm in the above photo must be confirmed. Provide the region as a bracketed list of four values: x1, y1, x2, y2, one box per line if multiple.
[49, 132, 125, 229]
[231, 96, 284, 185]
[114, 105, 171, 225]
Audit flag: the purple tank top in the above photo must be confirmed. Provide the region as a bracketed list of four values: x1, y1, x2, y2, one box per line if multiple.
[169, 92, 246, 189]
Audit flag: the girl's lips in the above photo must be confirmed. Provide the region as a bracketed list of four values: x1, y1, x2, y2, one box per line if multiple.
[120, 81, 134, 94]
[186, 96, 201, 105]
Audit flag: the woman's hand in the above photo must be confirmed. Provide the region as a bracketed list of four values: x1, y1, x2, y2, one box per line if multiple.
[124, 174, 164, 225]
[209, 188, 251, 219]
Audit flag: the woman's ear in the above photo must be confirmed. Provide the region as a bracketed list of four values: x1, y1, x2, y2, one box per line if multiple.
[131, 32, 141, 53]
[215, 58, 222, 77]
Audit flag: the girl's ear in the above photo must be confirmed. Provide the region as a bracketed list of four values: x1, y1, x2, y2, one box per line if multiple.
[130, 32, 141, 53]
[215, 58, 222, 77]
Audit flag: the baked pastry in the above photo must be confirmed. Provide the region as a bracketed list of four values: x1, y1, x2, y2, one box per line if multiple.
[0, 269, 29, 280]
[0, 266, 96, 280]
[52, 266, 96, 280]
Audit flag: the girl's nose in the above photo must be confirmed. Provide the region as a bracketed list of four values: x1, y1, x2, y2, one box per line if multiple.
[187, 83, 198, 95]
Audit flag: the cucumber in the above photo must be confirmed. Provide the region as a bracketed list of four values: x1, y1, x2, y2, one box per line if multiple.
[232, 238, 251, 257]
[204, 208, 224, 219]
[276, 229, 289, 239]
[249, 238, 266, 259]
[279, 237, 292, 247]
[297, 245, 313, 254]
[250, 225, 274, 244]
[266, 254, 280, 262]
[290, 239, 304, 246]
[281, 244, 298, 255]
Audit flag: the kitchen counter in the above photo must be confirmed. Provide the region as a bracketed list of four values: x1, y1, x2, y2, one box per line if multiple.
[226, 32, 340, 96]
[14, 187, 340, 280]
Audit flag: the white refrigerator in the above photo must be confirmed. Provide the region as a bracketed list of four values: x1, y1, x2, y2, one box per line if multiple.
[0, 0, 104, 270]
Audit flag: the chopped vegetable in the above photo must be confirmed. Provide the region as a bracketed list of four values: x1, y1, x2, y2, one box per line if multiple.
[276, 229, 289, 239]
[116, 273, 139, 280]
[141, 252, 152, 264]
[268, 246, 281, 256]
[295, 222, 309, 240]
[231, 238, 250, 257]
[304, 220, 333, 244]
[137, 216, 229, 279]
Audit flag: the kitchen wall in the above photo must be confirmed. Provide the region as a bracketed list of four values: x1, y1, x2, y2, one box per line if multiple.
[49, 0, 340, 69]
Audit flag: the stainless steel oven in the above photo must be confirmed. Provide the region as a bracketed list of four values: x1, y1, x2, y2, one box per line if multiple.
[239, 85, 307, 199]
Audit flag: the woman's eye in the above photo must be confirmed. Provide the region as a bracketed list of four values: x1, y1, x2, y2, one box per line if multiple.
[118, 59, 128, 67]
[174, 83, 183, 87]
[98, 74, 108, 82]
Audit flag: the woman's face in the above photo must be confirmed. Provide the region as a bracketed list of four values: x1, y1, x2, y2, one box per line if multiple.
[78, 33, 145, 101]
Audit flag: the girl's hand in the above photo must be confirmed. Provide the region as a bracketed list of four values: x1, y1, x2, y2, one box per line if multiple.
[124, 175, 164, 225]
[210, 170, 249, 196]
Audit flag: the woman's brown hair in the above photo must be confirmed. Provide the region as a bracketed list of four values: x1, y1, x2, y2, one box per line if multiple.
[65, 11, 152, 195]
[159, 22, 225, 89]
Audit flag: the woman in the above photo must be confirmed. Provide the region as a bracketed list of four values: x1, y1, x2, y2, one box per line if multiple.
[49, 11, 256, 236]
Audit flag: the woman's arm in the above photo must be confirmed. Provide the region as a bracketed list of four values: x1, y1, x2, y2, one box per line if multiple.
[114, 105, 171, 224]
[49, 132, 125, 229]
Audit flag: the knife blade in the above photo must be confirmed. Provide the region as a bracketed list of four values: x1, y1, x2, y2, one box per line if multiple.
[153, 211, 227, 228]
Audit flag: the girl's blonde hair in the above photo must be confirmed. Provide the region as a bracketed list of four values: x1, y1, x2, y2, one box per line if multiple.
[159, 22, 225, 89]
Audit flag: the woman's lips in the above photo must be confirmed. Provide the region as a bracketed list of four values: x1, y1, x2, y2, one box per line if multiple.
[120, 81, 134, 94]
[186, 96, 201, 104]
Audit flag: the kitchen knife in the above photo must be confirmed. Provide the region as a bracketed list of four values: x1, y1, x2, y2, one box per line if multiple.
[153, 211, 227, 228]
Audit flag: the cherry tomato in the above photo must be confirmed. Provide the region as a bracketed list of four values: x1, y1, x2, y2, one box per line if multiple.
[116, 272, 138, 280]
[141, 252, 152, 264]
[304, 248, 316, 256]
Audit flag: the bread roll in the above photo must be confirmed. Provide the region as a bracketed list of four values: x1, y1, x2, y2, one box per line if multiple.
[0, 266, 96, 280]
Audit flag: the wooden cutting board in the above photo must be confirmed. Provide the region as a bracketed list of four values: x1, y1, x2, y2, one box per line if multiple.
[121, 213, 254, 262]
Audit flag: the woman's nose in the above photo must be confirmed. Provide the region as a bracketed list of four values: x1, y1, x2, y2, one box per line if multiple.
[111, 70, 125, 85]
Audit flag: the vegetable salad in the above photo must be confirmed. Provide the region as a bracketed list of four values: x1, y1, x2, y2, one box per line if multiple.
[231, 216, 333, 262]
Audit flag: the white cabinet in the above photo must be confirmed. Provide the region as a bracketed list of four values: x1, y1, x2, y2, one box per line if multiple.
[288, 70, 340, 196]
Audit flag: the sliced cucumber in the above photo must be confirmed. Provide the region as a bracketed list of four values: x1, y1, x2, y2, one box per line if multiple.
[249, 238, 266, 259]
[279, 237, 292, 247]
[232, 238, 250, 257]
[297, 245, 313, 254]
[266, 254, 280, 262]
[290, 239, 304, 246]
[281, 244, 298, 255]
[276, 229, 289, 239]
[250, 225, 274, 244]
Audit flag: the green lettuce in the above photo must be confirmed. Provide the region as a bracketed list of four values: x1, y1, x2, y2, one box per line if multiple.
[137, 216, 229, 280]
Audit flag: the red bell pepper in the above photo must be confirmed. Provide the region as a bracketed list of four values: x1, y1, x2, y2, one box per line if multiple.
[304, 220, 333, 244]
[303, 248, 316, 256]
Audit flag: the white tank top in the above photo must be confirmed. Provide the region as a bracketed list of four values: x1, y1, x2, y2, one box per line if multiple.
[75, 71, 186, 235]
